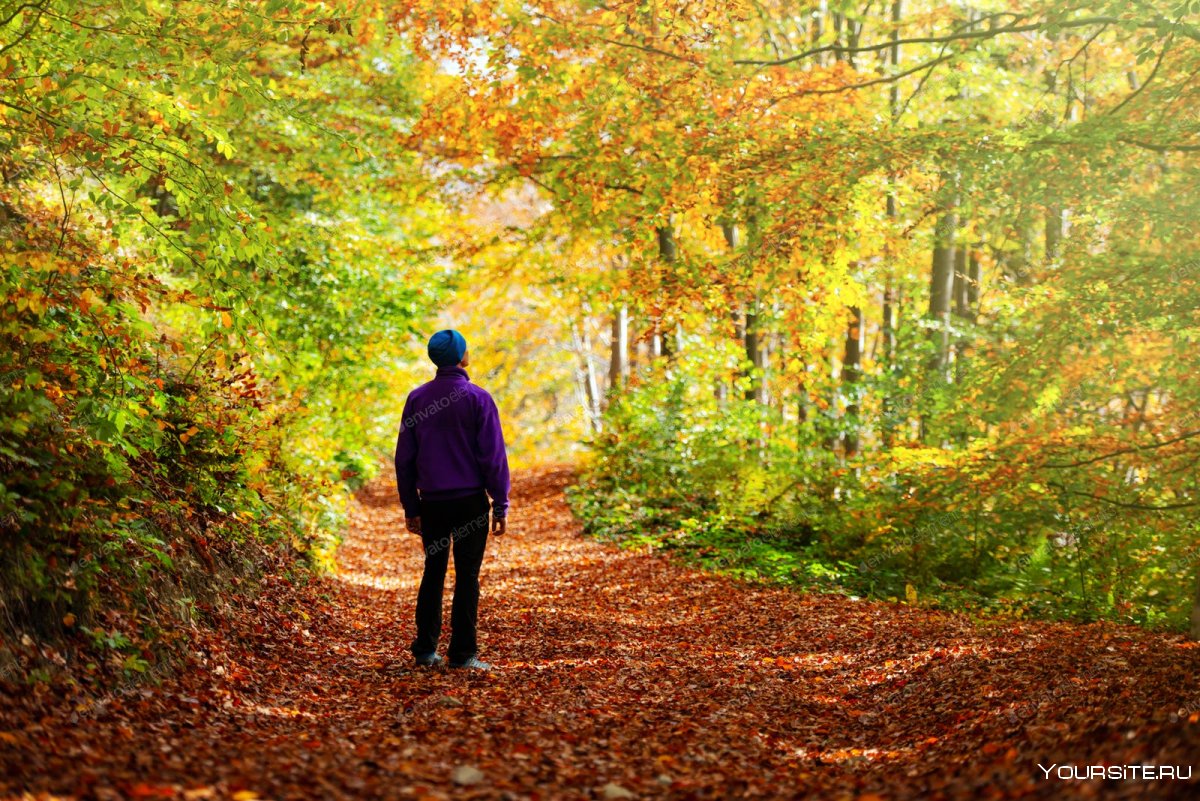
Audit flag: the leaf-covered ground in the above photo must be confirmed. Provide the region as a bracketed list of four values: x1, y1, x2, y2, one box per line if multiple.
[2, 466, 1199, 800]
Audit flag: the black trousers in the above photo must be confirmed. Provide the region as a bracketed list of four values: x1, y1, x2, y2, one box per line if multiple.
[410, 491, 491, 664]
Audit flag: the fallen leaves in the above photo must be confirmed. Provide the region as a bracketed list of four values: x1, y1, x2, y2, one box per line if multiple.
[1, 466, 1198, 799]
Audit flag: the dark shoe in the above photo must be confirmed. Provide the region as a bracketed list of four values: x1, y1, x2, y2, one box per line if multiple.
[414, 653, 444, 667]
[448, 656, 492, 671]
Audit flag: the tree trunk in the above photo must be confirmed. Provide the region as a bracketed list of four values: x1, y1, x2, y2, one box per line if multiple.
[1045, 204, 1064, 263]
[582, 323, 600, 428]
[823, 347, 839, 453]
[656, 222, 677, 360]
[1042, 36, 1076, 266]
[721, 221, 739, 250]
[952, 243, 980, 386]
[888, 1, 903, 113]
[570, 320, 601, 432]
[732, 306, 745, 398]
[728, 218, 767, 404]
[812, 0, 828, 66]
[928, 174, 958, 381]
[832, 10, 844, 63]
[745, 304, 765, 403]
[657, 223, 678, 264]
[923, 173, 958, 443]
[952, 245, 970, 319]
[967, 248, 981, 309]
[842, 304, 863, 456]
[880, 0, 903, 448]
[881, 278, 898, 447]
[608, 304, 628, 393]
[722, 220, 742, 401]
[845, 14, 864, 69]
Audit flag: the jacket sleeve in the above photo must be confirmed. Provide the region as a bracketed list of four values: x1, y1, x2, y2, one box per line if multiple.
[475, 391, 510, 518]
[394, 393, 420, 518]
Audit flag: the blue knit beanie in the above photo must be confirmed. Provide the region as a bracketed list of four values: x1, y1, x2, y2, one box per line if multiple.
[427, 329, 467, 367]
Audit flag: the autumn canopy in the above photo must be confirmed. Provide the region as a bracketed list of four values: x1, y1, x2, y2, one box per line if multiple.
[2, 0, 1200, 797]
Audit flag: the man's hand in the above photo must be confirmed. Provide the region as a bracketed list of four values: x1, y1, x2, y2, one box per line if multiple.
[405, 516, 422, 535]
[492, 515, 506, 536]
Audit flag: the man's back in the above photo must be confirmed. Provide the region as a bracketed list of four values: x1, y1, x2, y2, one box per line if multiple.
[394, 364, 510, 517]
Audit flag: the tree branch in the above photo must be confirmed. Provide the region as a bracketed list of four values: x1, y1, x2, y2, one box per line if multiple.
[1106, 31, 1174, 117]
[0, 0, 47, 56]
[1049, 484, 1199, 511]
[1115, 136, 1200, 152]
[1043, 429, 1200, 469]
[733, 15, 1195, 68]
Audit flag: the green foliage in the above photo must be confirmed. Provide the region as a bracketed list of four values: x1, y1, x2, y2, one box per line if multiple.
[0, 0, 455, 665]
[570, 351, 855, 591]
[573, 335, 1200, 629]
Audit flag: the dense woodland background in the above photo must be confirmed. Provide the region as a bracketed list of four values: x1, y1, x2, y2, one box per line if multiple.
[2, 0, 1200, 681]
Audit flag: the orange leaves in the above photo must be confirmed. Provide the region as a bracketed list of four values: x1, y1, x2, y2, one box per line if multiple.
[2, 465, 1200, 798]
[128, 783, 181, 798]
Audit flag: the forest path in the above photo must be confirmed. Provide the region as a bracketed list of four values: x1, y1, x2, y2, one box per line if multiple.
[2, 466, 1198, 800]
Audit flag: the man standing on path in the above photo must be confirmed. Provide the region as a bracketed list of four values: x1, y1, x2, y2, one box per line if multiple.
[394, 329, 510, 671]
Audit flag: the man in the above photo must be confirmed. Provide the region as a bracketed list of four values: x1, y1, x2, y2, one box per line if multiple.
[394, 329, 510, 671]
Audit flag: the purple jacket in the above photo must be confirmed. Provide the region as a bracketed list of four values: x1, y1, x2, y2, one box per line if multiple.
[394, 365, 510, 519]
